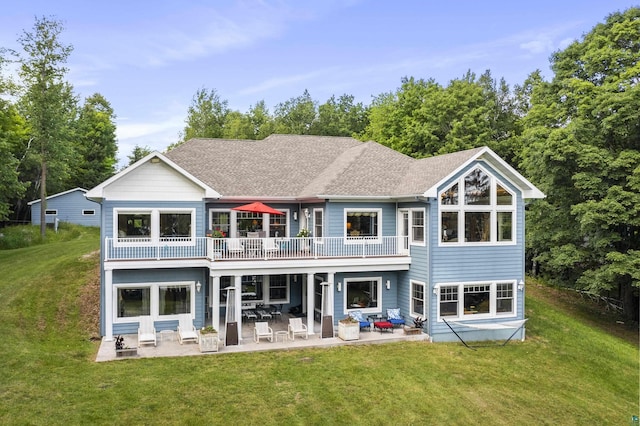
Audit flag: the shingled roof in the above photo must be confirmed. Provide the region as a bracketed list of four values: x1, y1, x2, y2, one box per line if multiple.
[164, 134, 502, 200]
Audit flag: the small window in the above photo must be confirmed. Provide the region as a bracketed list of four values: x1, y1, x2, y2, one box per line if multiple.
[268, 275, 288, 302]
[45, 209, 57, 215]
[82, 209, 95, 216]
[497, 283, 514, 314]
[411, 210, 424, 243]
[269, 213, 287, 237]
[439, 286, 458, 317]
[314, 209, 323, 240]
[410, 281, 425, 317]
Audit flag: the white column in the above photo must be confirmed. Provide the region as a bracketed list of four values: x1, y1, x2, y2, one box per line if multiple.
[306, 272, 315, 335]
[211, 275, 220, 332]
[104, 269, 113, 341]
[234, 275, 243, 341]
[326, 272, 335, 318]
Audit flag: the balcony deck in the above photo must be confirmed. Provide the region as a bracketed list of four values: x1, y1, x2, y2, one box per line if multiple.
[104, 236, 409, 262]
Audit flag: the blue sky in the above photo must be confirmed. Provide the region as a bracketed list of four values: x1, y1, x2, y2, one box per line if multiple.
[1, 1, 636, 165]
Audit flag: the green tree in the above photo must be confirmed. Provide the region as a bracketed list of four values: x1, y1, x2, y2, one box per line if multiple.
[247, 100, 275, 139]
[180, 87, 229, 143]
[70, 93, 118, 189]
[12, 16, 75, 237]
[521, 8, 640, 320]
[126, 145, 152, 166]
[273, 89, 317, 134]
[311, 94, 369, 136]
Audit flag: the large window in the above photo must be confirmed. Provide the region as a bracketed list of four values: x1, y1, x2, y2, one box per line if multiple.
[410, 281, 425, 317]
[219, 275, 290, 304]
[345, 278, 381, 313]
[114, 281, 195, 321]
[115, 209, 195, 244]
[439, 167, 515, 245]
[436, 281, 516, 319]
[345, 209, 381, 240]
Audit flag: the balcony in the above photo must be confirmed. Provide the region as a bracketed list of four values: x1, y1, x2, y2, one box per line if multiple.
[104, 236, 409, 262]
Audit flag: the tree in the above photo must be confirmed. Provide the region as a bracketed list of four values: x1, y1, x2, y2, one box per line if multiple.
[180, 87, 229, 142]
[520, 8, 640, 320]
[247, 100, 275, 139]
[69, 93, 118, 189]
[311, 94, 369, 136]
[12, 16, 75, 237]
[126, 145, 152, 166]
[273, 89, 317, 134]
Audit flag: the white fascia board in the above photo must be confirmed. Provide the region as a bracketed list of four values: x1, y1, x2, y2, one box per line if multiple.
[28, 187, 88, 205]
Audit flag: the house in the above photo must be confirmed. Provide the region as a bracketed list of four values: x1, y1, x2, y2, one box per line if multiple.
[86, 134, 544, 344]
[28, 188, 101, 227]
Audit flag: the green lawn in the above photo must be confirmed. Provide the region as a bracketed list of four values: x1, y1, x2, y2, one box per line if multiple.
[0, 225, 637, 425]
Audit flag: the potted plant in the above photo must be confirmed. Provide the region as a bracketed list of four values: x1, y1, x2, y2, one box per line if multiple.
[404, 316, 425, 335]
[297, 228, 310, 251]
[210, 229, 226, 257]
[338, 316, 360, 341]
[115, 335, 137, 357]
[198, 326, 220, 352]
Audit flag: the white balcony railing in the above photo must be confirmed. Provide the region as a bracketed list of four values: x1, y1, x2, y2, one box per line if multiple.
[104, 236, 409, 262]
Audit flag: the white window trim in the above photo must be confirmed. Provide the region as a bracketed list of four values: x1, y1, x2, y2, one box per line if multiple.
[313, 208, 324, 243]
[113, 281, 196, 323]
[45, 209, 58, 215]
[344, 208, 383, 244]
[409, 280, 426, 318]
[114, 208, 196, 247]
[264, 275, 290, 304]
[269, 209, 290, 238]
[82, 209, 96, 216]
[438, 165, 516, 247]
[434, 280, 517, 321]
[409, 208, 426, 246]
[343, 276, 382, 315]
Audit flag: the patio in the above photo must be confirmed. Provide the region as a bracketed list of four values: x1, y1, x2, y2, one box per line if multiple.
[95, 315, 431, 362]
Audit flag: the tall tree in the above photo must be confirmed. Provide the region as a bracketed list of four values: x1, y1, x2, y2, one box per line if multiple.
[247, 100, 275, 139]
[311, 94, 369, 136]
[126, 145, 152, 166]
[70, 93, 118, 189]
[273, 89, 317, 134]
[520, 8, 640, 320]
[12, 16, 75, 237]
[180, 87, 229, 142]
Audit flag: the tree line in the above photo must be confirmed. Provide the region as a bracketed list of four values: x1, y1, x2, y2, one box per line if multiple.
[1, 9, 638, 320]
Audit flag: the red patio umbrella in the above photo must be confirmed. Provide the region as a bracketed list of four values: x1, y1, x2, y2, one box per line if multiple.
[231, 202, 284, 215]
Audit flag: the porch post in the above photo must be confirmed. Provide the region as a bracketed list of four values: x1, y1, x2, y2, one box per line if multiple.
[234, 275, 243, 341]
[211, 275, 220, 333]
[306, 272, 315, 335]
[104, 269, 113, 341]
[326, 272, 335, 319]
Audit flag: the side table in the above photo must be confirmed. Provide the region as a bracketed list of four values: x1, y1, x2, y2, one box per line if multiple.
[275, 330, 288, 343]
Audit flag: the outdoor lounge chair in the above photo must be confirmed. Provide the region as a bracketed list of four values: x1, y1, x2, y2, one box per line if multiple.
[386, 308, 406, 328]
[253, 321, 273, 343]
[137, 315, 157, 347]
[288, 317, 308, 340]
[177, 314, 198, 344]
[348, 310, 371, 330]
[226, 238, 245, 256]
[263, 238, 279, 257]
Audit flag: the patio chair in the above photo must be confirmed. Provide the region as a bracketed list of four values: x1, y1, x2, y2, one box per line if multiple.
[243, 309, 258, 321]
[348, 310, 371, 330]
[227, 238, 245, 257]
[386, 308, 406, 328]
[263, 238, 279, 257]
[257, 309, 272, 320]
[288, 317, 308, 340]
[253, 321, 273, 343]
[137, 315, 157, 347]
[177, 314, 198, 344]
[269, 304, 283, 322]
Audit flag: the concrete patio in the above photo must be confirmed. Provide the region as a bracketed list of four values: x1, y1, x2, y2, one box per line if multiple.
[95, 315, 431, 362]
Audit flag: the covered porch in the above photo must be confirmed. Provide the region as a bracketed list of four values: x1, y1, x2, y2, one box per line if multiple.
[95, 313, 430, 362]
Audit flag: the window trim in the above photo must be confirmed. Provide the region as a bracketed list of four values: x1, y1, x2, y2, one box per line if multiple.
[343, 276, 382, 314]
[410, 208, 426, 246]
[114, 208, 196, 246]
[82, 209, 96, 216]
[313, 208, 324, 243]
[410, 280, 426, 318]
[344, 208, 382, 244]
[434, 280, 517, 321]
[439, 165, 516, 247]
[44, 209, 58, 215]
[113, 281, 196, 323]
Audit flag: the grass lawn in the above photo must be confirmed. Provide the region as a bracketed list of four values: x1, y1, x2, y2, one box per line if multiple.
[0, 225, 638, 425]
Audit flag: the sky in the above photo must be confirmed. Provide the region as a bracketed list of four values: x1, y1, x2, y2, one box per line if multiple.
[1, 1, 637, 167]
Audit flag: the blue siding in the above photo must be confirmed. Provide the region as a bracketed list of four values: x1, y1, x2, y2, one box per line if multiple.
[31, 189, 100, 226]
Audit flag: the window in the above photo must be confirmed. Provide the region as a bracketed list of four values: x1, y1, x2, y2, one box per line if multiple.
[236, 212, 262, 236]
[158, 285, 191, 316]
[410, 281, 425, 317]
[439, 167, 515, 245]
[209, 210, 230, 238]
[436, 281, 516, 319]
[117, 211, 151, 240]
[269, 212, 288, 237]
[82, 209, 95, 216]
[45, 209, 58, 215]
[117, 288, 151, 318]
[313, 209, 323, 241]
[114, 281, 196, 321]
[115, 209, 195, 244]
[345, 278, 381, 312]
[411, 210, 425, 244]
[345, 209, 381, 240]
[268, 275, 288, 302]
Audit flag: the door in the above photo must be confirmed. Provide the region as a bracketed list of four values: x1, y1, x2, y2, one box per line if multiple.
[398, 210, 409, 253]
